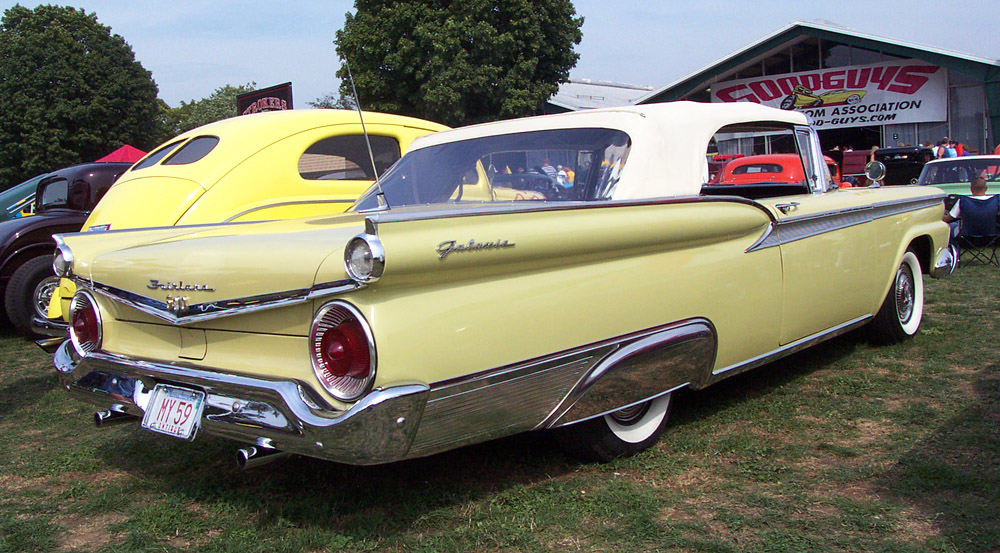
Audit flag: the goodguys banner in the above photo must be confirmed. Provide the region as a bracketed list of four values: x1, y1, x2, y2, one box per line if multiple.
[711, 61, 947, 130]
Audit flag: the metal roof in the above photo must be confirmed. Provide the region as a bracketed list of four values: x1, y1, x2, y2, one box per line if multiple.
[546, 79, 653, 112]
[635, 19, 1000, 105]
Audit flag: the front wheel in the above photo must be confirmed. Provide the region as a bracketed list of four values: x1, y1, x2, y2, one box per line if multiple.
[554, 394, 673, 462]
[4, 255, 59, 338]
[867, 249, 924, 344]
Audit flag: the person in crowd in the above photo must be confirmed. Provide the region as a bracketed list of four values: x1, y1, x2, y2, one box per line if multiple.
[943, 176, 992, 238]
[540, 158, 557, 179]
[555, 165, 569, 187]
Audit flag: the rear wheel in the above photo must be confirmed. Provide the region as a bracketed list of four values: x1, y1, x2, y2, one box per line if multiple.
[555, 394, 673, 462]
[867, 249, 923, 344]
[4, 255, 59, 338]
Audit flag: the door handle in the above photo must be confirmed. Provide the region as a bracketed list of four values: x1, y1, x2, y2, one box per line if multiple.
[775, 202, 800, 214]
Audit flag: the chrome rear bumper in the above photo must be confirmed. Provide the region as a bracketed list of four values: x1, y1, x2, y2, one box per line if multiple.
[54, 341, 429, 465]
[31, 315, 69, 339]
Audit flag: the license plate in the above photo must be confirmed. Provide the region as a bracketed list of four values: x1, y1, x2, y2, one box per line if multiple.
[141, 384, 205, 440]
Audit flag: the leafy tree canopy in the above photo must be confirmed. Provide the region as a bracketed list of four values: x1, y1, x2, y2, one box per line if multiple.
[0, 5, 161, 187]
[168, 83, 257, 136]
[308, 92, 357, 110]
[334, 0, 583, 127]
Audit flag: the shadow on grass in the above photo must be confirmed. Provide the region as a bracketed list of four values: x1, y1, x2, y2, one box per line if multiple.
[94, 420, 578, 537]
[0, 373, 54, 416]
[0, 324, 60, 417]
[669, 327, 867, 427]
[880, 363, 1000, 553]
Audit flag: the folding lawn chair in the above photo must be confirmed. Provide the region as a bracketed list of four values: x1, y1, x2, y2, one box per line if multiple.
[956, 195, 1000, 267]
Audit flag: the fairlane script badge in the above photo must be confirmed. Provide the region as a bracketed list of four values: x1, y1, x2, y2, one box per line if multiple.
[148, 280, 215, 292]
[436, 239, 515, 260]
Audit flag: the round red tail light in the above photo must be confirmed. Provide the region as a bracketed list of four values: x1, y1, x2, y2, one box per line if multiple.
[69, 290, 102, 356]
[310, 302, 376, 401]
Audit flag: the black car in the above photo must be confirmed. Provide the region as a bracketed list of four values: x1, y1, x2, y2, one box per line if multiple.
[0, 162, 131, 337]
[873, 146, 935, 185]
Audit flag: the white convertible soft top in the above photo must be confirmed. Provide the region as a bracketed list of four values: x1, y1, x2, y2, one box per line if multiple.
[409, 102, 810, 199]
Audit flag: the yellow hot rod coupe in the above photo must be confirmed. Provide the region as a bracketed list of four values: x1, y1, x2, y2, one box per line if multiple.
[50, 102, 954, 466]
[40, 109, 447, 335]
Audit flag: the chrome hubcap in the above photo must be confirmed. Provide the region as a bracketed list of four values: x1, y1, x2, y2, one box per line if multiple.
[610, 403, 650, 426]
[33, 276, 60, 319]
[894, 263, 914, 324]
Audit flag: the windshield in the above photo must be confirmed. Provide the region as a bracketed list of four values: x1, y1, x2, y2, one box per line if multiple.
[352, 128, 631, 210]
[918, 159, 1000, 186]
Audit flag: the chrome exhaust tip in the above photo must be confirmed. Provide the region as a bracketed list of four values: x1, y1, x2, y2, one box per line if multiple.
[236, 446, 290, 470]
[94, 407, 135, 427]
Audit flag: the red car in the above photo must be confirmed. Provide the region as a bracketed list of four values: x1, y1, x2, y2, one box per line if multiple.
[719, 153, 844, 187]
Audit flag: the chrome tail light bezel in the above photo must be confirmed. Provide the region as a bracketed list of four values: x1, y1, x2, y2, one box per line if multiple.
[309, 301, 377, 402]
[68, 289, 102, 357]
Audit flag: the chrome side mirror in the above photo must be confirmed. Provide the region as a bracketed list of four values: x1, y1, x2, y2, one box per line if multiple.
[864, 161, 886, 187]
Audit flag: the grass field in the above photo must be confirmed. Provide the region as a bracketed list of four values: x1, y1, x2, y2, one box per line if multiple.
[1, 265, 998, 553]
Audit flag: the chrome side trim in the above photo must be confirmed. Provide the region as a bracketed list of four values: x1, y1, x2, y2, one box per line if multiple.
[54, 341, 428, 465]
[748, 196, 944, 252]
[699, 315, 871, 388]
[408, 350, 605, 457]
[364, 195, 775, 225]
[408, 318, 718, 457]
[224, 199, 355, 223]
[84, 278, 360, 325]
[547, 318, 717, 427]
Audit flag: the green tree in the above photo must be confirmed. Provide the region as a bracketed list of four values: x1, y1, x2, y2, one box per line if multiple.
[308, 92, 357, 110]
[0, 5, 162, 186]
[334, 0, 583, 127]
[170, 83, 257, 135]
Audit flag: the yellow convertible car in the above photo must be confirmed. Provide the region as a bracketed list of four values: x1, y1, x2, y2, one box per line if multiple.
[49, 102, 954, 467]
[40, 110, 447, 334]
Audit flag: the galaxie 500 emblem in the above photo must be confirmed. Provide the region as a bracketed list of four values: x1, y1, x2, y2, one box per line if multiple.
[148, 279, 215, 292]
[437, 239, 515, 260]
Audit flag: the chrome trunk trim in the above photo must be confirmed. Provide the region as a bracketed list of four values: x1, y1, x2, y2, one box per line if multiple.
[82, 278, 360, 325]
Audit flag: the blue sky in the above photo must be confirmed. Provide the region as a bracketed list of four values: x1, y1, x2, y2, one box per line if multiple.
[1, 1, 995, 109]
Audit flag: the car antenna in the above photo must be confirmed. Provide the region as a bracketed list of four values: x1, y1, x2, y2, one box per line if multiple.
[343, 57, 389, 211]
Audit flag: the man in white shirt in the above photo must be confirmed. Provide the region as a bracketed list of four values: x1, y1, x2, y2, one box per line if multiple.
[943, 177, 991, 238]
